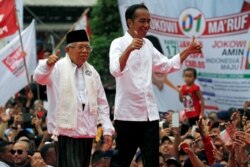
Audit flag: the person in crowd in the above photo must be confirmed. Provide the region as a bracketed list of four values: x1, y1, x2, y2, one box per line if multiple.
[179, 141, 207, 167]
[209, 122, 221, 136]
[0, 105, 51, 167]
[28, 152, 47, 167]
[179, 118, 214, 167]
[160, 136, 177, 161]
[159, 152, 166, 167]
[166, 158, 181, 167]
[179, 150, 189, 167]
[0, 106, 11, 141]
[109, 3, 202, 166]
[33, 29, 114, 167]
[40, 143, 56, 167]
[91, 150, 107, 167]
[207, 112, 218, 127]
[7, 111, 25, 142]
[0, 140, 14, 167]
[179, 67, 205, 127]
[12, 139, 34, 167]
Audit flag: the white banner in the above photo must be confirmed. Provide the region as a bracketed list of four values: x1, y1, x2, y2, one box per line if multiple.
[0, 20, 37, 106]
[74, 8, 92, 38]
[118, 0, 250, 112]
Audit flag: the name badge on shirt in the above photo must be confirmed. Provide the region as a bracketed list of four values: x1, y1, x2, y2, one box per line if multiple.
[85, 70, 92, 76]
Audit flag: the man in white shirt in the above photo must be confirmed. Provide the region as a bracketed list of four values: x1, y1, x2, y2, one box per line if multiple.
[33, 30, 114, 167]
[109, 4, 202, 167]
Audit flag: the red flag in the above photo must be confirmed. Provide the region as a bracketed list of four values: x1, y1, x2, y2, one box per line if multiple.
[74, 8, 92, 40]
[0, 0, 19, 39]
[241, 0, 250, 12]
[84, 11, 92, 39]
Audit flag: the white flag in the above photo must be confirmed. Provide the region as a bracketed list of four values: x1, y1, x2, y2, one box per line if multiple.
[0, 20, 37, 105]
[74, 8, 92, 38]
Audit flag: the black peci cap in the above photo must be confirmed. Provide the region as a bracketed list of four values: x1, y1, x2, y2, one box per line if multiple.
[66, 29, 89, 44]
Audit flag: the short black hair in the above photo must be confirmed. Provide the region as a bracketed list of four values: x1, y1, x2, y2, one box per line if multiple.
[125, 3, 148, 28]
[91, 150, 105, 164]
[183, 67, 197, 78]
[184, 150, 208, 167]
[210, 121, 220, 130]
[0, 139, 13, 153]
[183, 135, 195, 141]
[146, 35, 163, 53]
[40, 143, 55, 160]
[166, 158, 181, 167]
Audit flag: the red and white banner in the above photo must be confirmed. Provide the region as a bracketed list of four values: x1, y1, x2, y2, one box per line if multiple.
[0, 20, 37, 105]
[0, 0, 19, 39]
[74, 8, 92, 39]
[149, 11, 250, 38]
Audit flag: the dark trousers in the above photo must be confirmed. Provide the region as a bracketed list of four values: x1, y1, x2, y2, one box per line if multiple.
[110, 120, 159, 167]
[56, 136, 93, 167]
[188, 116, 199, 126]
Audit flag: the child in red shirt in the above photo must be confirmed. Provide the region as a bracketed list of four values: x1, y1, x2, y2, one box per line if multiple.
[179, 68, 204, 126]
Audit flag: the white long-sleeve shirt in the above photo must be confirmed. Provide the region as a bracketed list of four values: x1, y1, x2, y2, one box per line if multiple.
[109, 32, 181, 121]
[33, 59, 114, 138]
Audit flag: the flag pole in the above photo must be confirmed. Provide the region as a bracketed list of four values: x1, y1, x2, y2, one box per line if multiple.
[17, 27, 31, 85]
[53, 8, 90, 53]
[14, 0, 31, 88]
[53, 25, 74, 54]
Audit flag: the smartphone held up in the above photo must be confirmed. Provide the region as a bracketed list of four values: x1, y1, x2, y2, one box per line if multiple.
[172, 112, 180, 128]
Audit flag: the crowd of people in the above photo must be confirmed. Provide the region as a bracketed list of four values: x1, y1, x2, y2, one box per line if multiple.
[1, 84, 250, 167]
[1, 3, 250, 167]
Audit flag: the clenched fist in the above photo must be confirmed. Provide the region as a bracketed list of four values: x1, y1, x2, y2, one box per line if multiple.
[46, 49, 60, 67]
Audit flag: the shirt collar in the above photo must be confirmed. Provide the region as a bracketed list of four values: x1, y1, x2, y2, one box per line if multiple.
[71, 62, 84, 71]
[125, 31, 133, 42]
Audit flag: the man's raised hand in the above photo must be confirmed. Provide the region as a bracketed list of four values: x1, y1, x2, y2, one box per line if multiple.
[187, 36, 202, 54]
[46, 49, 60, 67]
[129, 30, 144, 51]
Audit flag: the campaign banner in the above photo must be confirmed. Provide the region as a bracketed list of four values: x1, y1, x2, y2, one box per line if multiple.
[0, 0, 23, 49]
[0, 20, 37, 106]
[0, 0, 19, 39]
[118, 0, 250, 112]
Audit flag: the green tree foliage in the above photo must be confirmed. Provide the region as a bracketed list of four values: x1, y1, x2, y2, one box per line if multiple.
[89, 0, 122, 82]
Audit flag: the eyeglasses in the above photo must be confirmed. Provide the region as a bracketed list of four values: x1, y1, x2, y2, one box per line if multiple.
[10, 149, 23, 155]
[69, 45, 92, 51]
